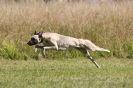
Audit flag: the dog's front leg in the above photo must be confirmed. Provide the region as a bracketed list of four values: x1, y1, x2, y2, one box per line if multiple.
[35, 48, 44, 60]
[50, 39, 59, 51]
[42, 46, 57, 58]
[42, 47, 46, 57]
[35, 48, 38, 53]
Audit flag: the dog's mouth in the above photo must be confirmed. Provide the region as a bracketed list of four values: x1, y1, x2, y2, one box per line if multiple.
[27, 41, 38, 46]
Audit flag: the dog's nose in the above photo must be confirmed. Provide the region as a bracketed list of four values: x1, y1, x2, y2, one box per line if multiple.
[27, 41, 34, 46]
[27, 41, 31, 45]
[27, 42, 29, 45]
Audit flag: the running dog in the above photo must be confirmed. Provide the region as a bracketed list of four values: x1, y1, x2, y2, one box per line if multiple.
[27, 31, 110, 68]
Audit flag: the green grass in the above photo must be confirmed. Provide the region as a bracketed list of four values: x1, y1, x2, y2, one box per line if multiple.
[0, 58, 133, 88]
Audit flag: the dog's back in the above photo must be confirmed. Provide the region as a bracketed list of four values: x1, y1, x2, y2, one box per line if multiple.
[42, 32, 80, 47]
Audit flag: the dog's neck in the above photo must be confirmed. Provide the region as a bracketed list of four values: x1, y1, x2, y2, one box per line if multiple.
[36, 32, 44, 43]
[40, 37, 43, 43]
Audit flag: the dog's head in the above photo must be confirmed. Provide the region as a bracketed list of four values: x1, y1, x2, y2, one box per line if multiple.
[27, 31, 43, 46]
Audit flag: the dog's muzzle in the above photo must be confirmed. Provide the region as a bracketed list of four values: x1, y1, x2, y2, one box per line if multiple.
[27, 41, 36, 46]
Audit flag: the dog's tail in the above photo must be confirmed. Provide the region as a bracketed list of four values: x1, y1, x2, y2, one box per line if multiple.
[84, 40, 110, 52]
[96, 47, 110, 52]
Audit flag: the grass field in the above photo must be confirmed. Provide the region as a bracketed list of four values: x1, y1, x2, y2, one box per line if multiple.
[0, 58, 133, 88]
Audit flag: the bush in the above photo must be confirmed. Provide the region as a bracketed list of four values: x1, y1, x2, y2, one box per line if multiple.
[0, 42, 29, 60]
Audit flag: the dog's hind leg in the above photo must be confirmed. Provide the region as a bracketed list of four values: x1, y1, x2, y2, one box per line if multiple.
[76, 48, 100, 68]
[86, 50, 100, 68]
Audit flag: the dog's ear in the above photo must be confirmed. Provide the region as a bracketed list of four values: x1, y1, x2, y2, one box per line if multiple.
[34, 31, 37, 35]
[38, 32, 43, 38]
